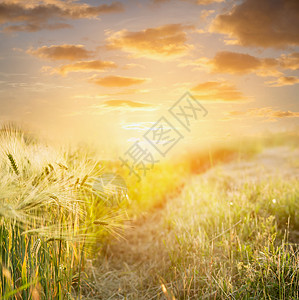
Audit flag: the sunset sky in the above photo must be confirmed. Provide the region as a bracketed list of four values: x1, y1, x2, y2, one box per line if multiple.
[0, 0, 299, 156]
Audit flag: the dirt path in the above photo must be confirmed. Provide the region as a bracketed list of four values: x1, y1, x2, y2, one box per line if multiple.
[89, 146, 299, 299]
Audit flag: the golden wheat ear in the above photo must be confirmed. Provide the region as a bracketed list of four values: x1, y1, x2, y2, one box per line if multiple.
[7, 153, 19, 175]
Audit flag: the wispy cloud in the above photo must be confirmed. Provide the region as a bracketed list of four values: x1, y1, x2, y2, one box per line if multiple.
[266, 76, 299, 87]
[227, 108, 299, 121]
[87, 100, 157, 114]
[45, 60, 117, 75]
[200, 9, 215, 21]
[103, 100, 155, 110]
[191, 80, 246, 101]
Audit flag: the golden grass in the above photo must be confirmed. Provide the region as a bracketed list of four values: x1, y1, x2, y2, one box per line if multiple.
[1, 123, 298, 299]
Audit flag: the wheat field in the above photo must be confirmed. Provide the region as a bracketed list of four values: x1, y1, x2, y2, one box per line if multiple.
[0, 124, 298, 299]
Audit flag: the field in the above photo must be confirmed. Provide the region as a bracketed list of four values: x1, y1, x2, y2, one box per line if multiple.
[0, 125, 298, 299]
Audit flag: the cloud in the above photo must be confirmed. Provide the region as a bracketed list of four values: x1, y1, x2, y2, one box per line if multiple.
[99, 89, 150, 96]
[227, 108, 299, 120]
[47, 60, 117, 75]
[189, 51, 299, 82]
[103, 100, 154, 109]
[194, 0, 224, 4]
[27, 45, 93, 61]
[271, 111, 299, 118]
[153, 0, 223, 5]
[68, 99, 157, 116]
[106, 24, 193, 58]
[211, 51, 262, 74]
[88, 100, 157, 113]
[279, 52, 299, 70]
[191, 80, 246, 101]
[122, 122, 156, 131]
[210, 0, 299, 48]
[200, 9, 215, 21]
[266, 76, 299, 87]
[0, 1, 124, 32]
[208, 51, 284, 77]
[4, 22, 72, 32]
[72, 89, 149, 101]
[92, 75, 148, 87]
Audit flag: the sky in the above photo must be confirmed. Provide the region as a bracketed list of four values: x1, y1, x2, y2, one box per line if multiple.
[0, 0, 299, 157]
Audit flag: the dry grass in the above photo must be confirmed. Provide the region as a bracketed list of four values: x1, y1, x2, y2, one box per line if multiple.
[85, 146, 299, 299]
[1, 124, 299, 299]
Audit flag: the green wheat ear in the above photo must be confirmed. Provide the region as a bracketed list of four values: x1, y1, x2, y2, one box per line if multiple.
[7, 153, 19, 175]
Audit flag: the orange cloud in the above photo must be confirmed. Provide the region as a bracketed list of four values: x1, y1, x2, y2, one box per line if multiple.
[92, 76, 148, 87]
[153, 0, 223, 5]
[50, 60, 117, 75]
[228, 108, 299, 119]
[194, 0, 223, 3]
[200, 9, 215, 21]
[271, 111, 299, 118]
[87, 100, 157, 113]
[189, 51, 299, 83]
[279, 53, 299, 70]
[103, 100, 153, 108]
[0, 1, 124, 32]
[211, 51, 262, 74]
[106, 24, 193, 58]
[27, 45, 93, 61]
[69, 99, 156, 116]
[99, 89, 150, 96]
[210, 0, 299, 48]
[4, 23, 72, 32]
[208, 51, 284, 77]
[266, 76, 299, 87]
[191, 80, 246, 101]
